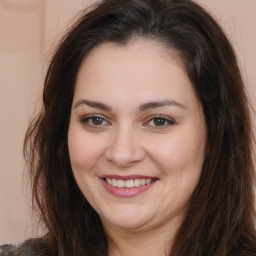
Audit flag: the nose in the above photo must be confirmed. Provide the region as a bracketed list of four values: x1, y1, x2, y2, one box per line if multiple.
[105, 125, 146, 168]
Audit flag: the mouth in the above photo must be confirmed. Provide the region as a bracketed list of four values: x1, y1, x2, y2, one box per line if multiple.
[103, 177, 156, 188]
[100, 175, 158, 197]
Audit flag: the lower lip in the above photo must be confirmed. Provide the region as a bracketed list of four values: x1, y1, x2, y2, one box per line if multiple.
[100, 179, 157, 197]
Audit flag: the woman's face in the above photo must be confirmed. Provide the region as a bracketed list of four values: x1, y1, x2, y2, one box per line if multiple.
[68, 39, 207, 233]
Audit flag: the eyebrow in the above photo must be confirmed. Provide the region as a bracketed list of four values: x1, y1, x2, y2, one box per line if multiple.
[73, 99, 186, 112]
[73, 99, 111, 111]
[138, 100, 186, 112]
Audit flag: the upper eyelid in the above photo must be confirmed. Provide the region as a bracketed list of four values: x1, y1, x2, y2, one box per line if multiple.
[81, 114, 109, 121]
[146, 115, 175, 122]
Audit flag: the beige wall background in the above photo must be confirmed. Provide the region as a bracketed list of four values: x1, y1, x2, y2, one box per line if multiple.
[0, 0, 255, 244]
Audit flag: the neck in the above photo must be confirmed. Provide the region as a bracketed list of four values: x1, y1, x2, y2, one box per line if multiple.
[103, 217, 182, 256]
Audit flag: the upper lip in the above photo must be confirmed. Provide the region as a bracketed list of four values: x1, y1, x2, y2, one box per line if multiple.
[100, 175, 158, 181]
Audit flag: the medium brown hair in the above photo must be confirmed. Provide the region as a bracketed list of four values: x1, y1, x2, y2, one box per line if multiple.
[24, 0, 256, 255]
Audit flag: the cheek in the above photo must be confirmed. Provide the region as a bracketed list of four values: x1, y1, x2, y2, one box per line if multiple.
[68, 127, 106, 171]
[147, 130, 205, 179]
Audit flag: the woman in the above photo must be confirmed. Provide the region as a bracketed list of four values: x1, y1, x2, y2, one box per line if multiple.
[1, 0, 255, 255]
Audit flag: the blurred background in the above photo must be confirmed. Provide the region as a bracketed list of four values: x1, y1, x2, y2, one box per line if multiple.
[0, 0, 255, 244]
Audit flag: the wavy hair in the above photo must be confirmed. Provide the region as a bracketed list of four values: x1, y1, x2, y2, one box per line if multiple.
[24, 0, 256, 255]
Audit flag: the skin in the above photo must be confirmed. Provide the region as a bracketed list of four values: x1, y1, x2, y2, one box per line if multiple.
[68, 39, 207, 256]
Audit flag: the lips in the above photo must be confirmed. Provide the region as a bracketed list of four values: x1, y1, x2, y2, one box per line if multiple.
[100, 175, 158, 197]
[104, 178, 154, 188]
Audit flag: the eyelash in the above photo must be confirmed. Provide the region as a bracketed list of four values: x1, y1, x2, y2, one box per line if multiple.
[80, 115, 175, 129]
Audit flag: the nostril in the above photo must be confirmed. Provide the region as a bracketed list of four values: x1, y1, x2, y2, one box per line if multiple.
[105, 144, 146, 167]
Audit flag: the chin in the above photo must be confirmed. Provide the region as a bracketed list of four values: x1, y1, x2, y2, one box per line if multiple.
[100, 210, 153, 231]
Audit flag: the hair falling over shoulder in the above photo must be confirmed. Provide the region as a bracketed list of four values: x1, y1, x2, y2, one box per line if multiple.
[24, 0, 256, 255]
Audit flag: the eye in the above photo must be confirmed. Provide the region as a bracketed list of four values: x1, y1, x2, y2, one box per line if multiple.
[146, 115, 175, 128]
[81, 115, 110, 127]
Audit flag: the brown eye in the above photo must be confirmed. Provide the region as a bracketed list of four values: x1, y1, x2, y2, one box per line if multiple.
[153, 118, 167, 126]
[81, 115, 109, 127]
[146, 115, 175, 128]
[92, 117, 104, 125]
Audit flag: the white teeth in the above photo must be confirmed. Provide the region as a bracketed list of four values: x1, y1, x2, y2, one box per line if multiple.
[106, 178, 112, 185]
[125, 179, 134, 188]
[134, 179, 141, 187]
[105, 178, 154, 188]
[116, 179, 125, 188]
[112, 178, 117, 187]
[146, 179, 151, 184]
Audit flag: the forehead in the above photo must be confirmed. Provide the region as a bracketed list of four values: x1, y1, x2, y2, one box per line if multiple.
[74, 39, 198, 110]
[82, 38, 184, 76]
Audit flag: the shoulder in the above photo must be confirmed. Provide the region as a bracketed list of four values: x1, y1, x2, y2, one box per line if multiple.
[0, 235, 49, 256]
[0, 244, 18, 256]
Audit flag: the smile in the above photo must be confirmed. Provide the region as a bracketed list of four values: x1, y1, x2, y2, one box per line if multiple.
[104, 178, 154, 188]
[100, 175, 158, 197]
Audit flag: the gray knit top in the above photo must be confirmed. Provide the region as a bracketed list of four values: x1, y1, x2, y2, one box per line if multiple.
[0, 236, 48, 256]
